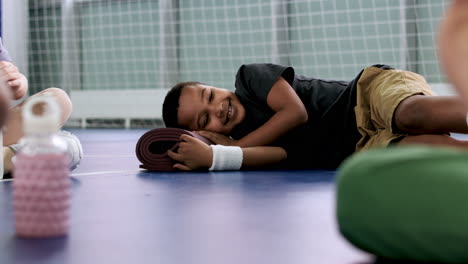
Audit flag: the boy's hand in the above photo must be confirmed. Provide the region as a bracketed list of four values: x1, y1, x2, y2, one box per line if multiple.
[197, 130, 238, 146]
[167, 134, 213, 171]
[0, 61, 28, 100]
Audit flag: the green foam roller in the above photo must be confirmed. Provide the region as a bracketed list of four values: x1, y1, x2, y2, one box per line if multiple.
[336, 145, 468, 263]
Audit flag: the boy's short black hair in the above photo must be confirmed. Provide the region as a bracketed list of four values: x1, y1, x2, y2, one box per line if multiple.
[162, 81, 203, 128]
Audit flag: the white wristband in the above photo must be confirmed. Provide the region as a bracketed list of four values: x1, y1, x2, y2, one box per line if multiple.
[209, 145, 243, 171]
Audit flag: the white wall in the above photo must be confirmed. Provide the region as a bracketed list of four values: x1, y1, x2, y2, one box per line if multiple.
[431, 83, 457, 96]
[69, 89, 167, 128]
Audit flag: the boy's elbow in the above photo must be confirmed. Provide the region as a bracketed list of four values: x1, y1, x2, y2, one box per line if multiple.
[302, 109, 308, 123]
[297, 107, 308, 124]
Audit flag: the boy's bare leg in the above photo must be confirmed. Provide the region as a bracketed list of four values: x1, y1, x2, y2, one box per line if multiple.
[394, 95, 468, 135]
[394, 0, 468, 149]
[2, 88, 72, 146]
[394, 95, 468, 149]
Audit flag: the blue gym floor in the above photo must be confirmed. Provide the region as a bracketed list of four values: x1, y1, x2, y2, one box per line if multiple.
[1, 128, 429, 264]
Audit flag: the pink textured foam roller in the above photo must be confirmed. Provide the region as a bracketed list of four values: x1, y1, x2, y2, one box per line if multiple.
[13, 153, 70, 238]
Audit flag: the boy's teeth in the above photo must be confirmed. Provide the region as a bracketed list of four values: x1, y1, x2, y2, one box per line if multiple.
[225, 101, 232, 122]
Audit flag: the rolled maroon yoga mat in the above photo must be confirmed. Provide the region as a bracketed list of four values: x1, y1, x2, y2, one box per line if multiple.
[135, 128, 213, 171]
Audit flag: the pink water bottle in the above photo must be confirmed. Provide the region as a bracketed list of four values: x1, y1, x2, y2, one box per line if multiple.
[12, 95, 70, 238]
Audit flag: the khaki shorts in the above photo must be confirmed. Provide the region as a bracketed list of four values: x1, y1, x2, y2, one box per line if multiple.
[355, 66, 434, 151]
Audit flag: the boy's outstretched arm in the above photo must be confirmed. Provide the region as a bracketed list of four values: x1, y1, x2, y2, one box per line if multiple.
[167, 134, 287, 171]
[438, 0, 468, 107]
[237, 77, 308, 147]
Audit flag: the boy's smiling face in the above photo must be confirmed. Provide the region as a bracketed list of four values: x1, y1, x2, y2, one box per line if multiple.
[177, 84, 245, 134]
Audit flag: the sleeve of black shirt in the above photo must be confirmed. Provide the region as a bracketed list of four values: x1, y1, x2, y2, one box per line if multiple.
[234, 63, 295, 103]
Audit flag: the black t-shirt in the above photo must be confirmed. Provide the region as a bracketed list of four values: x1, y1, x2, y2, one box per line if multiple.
[232, 63, 384, 169]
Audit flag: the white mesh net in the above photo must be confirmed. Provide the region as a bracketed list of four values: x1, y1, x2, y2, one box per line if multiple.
[25, 0, 450, 128]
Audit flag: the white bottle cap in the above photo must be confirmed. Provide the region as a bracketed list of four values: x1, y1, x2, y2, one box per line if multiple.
[22, 95, 61, 134]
